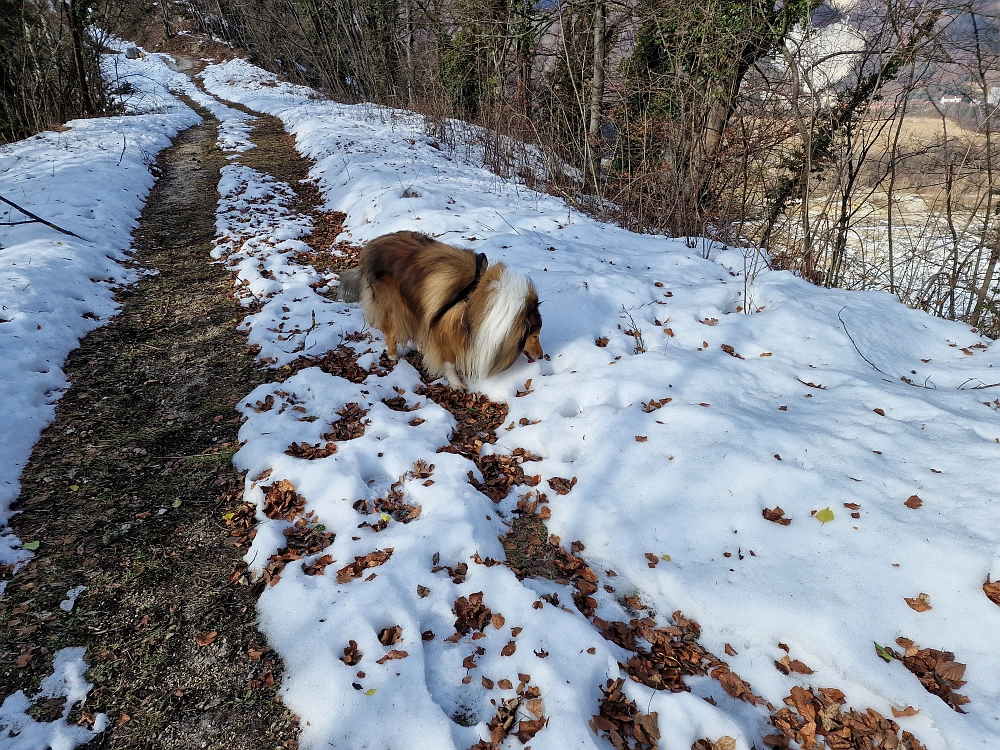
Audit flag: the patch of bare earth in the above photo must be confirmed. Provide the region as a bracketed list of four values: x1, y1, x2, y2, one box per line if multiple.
[0, 111, 299, 747]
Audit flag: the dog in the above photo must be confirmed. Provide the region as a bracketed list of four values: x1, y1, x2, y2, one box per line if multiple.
[338, 231, 542, 389]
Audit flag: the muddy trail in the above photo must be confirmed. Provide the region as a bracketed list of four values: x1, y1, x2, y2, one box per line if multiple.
[0, 103, 302, 748]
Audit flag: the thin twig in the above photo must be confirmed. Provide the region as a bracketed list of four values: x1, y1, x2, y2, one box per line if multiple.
[838, 307, 892, 377]
[0, 194, 89, 241]
[620, 305, 645, 354]
[958, 378, 1000, 390]
[839, 306, 936, 389]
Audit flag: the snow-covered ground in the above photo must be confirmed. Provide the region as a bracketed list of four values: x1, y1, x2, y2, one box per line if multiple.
[198, 59, 1000, 749]
[3, 44, 999, 750]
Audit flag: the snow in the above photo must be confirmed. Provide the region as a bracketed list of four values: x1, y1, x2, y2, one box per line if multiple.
[0, 647, 109, 749]
[59, 585, 87, 612]
[0, 46, 998, 750]
[199, 58, 1000, 749]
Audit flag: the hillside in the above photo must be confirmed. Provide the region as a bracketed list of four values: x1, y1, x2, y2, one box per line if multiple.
[1, 44, 999, 750]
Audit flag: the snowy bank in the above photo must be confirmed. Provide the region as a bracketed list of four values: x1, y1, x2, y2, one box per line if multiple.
[201, 58, 1000, 749]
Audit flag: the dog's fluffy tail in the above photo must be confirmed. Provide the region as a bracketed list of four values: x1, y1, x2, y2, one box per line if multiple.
[337, 268, 363, 303]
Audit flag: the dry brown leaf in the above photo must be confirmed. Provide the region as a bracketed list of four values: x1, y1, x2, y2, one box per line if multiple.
[336, 548, 393, 584]
[547, 476, 577, 495]
[195, 631, 217, 647]
[891, 706, 920, 718]
[763, 506, 792, 525]
[375, 649, 408, 664]
[501, 640, 517, 657]
[341, 640, 362, 665]
[514, 718, 546, 742]
[984, 576, 1000, 606]
[904, 593, 932, 612]
[526, 698, 544, 718]
[905, 495, 923, 509]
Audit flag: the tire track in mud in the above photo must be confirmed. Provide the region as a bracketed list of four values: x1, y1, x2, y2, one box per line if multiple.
[0, 105, 300, 748]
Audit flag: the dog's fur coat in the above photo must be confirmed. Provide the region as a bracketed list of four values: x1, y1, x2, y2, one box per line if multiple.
[338, 231, 542, 389]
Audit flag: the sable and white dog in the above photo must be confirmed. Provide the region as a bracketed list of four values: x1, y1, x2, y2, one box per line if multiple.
[338, 231, 543, 389]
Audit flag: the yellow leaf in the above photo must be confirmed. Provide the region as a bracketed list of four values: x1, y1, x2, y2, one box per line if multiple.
[661, 554, 671, 561]
[380, 513, 391, 522]
[70, 485, 79, 492]
[365, 689, 376, 696]
[816, 507, 834, 523]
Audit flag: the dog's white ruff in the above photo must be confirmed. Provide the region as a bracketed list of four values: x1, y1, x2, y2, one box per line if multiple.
[462, 269, 530, 383]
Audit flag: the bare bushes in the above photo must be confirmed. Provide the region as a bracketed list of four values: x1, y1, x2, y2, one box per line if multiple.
[181, 0, 1000, 336]
[0, 1, 117, 143]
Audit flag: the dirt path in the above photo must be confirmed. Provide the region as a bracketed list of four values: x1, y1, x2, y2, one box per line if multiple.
[0, 107, 299, 748]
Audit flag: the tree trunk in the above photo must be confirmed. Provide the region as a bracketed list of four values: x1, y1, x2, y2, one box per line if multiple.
[586, 0, 605, 191]
[66, 0, 93, 115]
[403, 0, 414, 106]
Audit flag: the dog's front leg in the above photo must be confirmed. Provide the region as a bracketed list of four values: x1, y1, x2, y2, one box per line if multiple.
[442, 362, 466, 390]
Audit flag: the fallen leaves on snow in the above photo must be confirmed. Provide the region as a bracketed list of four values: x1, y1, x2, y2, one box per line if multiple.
[766, 685, 928, 750]
[774, 654, 814, 675]
[594, 611, 723, 694]
[763, 506, 792, 525]
[262, 511, 335, 586]
[323, 402, 371, 441]
[642, 397, 672, 412]
[884, 637, 970, 712]
[815, 507, 834, 524]
[590, 677, 659, 750]
[336, 548, 393, 584]
[547, 476, 577, 495]
[904, 593, 932, 612]
[285, 440, 338, 459]
[693, 738, 737, 750]
[376, 650, 408, 664]
[262, 479, 306, 521]
[984, 576, 1000, 606]
[342, 640, 362, 665]
[454, 592, 493, 635]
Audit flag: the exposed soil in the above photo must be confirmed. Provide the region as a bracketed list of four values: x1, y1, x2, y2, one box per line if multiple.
[0, 108, 299, 748]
